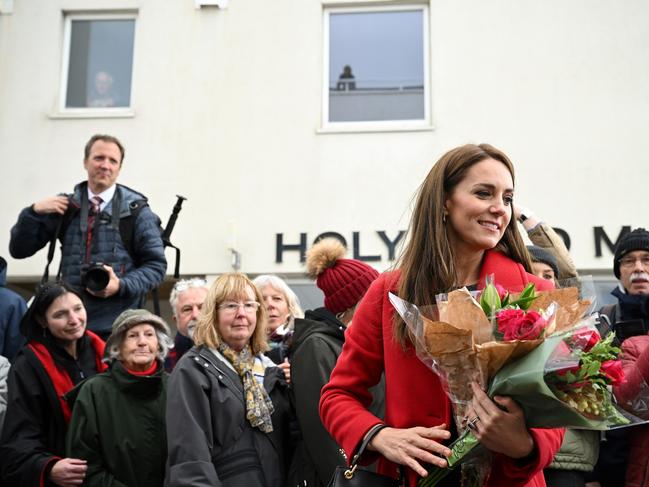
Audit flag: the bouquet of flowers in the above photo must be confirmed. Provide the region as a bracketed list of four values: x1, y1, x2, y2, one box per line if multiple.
[389, 277, 634, 487]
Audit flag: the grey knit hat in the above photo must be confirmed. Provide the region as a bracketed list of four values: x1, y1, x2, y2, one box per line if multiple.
[527, 245, 560, 278]
[614, 228, 649, 278]
[105, 309, 171, 352]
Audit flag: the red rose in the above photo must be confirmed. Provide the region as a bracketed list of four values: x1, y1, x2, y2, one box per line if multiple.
[601, 360, 625, 386]
[569, 329, 601, 352]
[496, 308, 547, 341]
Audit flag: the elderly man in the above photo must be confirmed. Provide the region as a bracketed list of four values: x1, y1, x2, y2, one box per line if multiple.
[591, 228, 649, 487]
[165, 278, 208, 371]
[9, 134, 166, 340]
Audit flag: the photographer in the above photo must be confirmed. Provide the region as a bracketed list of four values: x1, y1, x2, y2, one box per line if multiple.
[9, 134, 166, 340]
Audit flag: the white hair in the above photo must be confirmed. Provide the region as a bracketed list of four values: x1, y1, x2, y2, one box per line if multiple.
[169, 277, 209, 320]
[252, 275, 304, 325]
[104, 328, 174, 364]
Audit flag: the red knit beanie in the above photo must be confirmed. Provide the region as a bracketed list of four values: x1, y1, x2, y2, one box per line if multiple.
[306, 238, 380, 314]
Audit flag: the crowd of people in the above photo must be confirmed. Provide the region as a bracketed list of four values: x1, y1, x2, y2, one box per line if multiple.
[0, 136, 648, 487]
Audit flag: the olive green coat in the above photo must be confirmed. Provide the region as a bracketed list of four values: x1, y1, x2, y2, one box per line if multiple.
[66, 360, 168, 487]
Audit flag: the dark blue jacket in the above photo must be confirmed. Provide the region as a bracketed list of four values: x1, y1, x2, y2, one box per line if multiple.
[9, 182, 166, 333]
[0, 257, 26, 361]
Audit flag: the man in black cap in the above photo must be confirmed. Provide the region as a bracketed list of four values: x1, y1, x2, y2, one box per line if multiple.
[592, 228, 649, 487]
[603, 227, 649, 334]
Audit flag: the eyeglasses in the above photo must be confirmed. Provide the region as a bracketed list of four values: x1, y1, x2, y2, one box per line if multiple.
[619, 256, 649, 268]
[218, 301, 260, 314]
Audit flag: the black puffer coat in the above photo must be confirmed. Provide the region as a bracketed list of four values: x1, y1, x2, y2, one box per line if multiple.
[290, 308, 386, 487]
[165, 346, 292, 487]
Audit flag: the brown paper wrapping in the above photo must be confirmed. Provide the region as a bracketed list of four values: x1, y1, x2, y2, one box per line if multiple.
[423, 286, 590, 428]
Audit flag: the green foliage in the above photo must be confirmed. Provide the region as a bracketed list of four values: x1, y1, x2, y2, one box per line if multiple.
[508, 283, 536, 310]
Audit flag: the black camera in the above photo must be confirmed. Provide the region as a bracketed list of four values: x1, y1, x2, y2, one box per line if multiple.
[81, 263, 110, 292]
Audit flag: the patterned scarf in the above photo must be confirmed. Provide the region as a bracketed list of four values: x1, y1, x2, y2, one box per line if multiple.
[218, 343, 275, 433]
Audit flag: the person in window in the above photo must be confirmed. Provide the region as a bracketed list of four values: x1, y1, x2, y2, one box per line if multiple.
[319, 143, 563, 487]
[66, 309, 172, 487]
[87, 70, 121, 108]
[0, 283, 106, 487]
[165, 273, 293, 487]
[336, 65, 356, 91]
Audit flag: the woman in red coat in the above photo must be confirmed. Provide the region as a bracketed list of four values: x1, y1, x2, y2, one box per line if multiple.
[319, 143, 564, 487]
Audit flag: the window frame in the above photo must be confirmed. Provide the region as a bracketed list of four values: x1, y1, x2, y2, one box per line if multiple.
[57, 12, 137, 117]
[321, 3, 431, 133]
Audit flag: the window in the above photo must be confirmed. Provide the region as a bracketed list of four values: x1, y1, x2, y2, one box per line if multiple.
[323, 5, 430, 130]
[60, 14, 136, 112]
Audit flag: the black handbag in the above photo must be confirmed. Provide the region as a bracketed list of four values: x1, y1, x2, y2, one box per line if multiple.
[327, 425, 403, 487]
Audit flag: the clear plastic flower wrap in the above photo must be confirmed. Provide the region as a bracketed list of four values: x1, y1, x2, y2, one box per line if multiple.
[388, 276, 643, 487]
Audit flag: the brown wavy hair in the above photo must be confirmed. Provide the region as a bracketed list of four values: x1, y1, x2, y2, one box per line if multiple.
[193, 273, 269, 355]
[394, 143, 532, 346]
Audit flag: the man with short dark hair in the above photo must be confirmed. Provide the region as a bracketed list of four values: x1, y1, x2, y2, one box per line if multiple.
[9, 134, 166, 339]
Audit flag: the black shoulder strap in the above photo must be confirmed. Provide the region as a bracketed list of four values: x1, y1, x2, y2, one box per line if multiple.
[601, 304, 617, 322]
[118, 199, 167, 316]
[597, 304, 618, 338]
[118, 199, 148, 263]
[41, 208, 76, 285]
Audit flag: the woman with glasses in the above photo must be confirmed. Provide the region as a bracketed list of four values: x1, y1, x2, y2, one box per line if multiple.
[165, 273, 293, 487]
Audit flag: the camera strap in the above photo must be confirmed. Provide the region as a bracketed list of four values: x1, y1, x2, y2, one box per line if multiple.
[41, 215, 65, 285]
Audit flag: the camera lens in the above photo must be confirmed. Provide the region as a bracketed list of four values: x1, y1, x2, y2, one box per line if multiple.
[84, 265, 110, 292]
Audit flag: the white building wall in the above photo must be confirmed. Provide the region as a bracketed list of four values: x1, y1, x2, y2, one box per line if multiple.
[1, 0, 648, 281]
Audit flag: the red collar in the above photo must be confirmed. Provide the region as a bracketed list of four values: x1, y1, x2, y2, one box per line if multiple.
[125, 360, 158, 376]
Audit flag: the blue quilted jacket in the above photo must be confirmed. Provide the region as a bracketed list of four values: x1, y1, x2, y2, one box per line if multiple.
[9, 182, 167, 333]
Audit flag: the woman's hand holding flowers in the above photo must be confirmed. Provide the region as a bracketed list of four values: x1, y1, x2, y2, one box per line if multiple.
[466, 382, 534, 460]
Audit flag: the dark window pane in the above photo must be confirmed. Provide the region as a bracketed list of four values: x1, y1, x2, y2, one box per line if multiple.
[329, 10, 425, 122]
[65, 19, 135, 108]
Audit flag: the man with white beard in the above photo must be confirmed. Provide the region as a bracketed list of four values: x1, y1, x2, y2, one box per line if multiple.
[165, 278, 208, 371]
[591, 228, 649, 487]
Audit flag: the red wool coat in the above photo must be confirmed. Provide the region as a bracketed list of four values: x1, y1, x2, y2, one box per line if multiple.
[614, 335, 649, 487]
[319, 250, 563, 487]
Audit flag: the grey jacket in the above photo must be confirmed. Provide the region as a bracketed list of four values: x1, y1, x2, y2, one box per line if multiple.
[0, 355, 9, 439]
[9, 182, 166, 333]
[527, 222, 578, 280]
[165, 346, 292, 487]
